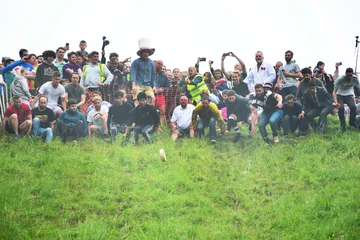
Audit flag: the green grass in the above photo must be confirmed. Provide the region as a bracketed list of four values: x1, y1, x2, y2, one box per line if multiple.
[0, 117, 359, 239]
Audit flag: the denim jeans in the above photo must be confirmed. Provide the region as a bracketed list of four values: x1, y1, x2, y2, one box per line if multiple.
[134, 124, 155, 144]
[258, 109, 283, 138]
[32, 118, 53, 142]
[196, 116, 217, 140]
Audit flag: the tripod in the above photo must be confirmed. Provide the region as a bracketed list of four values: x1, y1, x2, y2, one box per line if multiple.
[355, 36, 359, 73]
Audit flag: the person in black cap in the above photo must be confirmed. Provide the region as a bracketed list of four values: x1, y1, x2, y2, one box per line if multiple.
[127, 91, 160, 146]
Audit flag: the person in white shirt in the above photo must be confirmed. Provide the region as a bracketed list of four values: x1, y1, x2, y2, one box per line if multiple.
[87, 96, 109, 137]
[31, 71, 66, 117]
[244, 51, 276, 93]
[80, 51, 113, 92]
[170, 96, 195, 141]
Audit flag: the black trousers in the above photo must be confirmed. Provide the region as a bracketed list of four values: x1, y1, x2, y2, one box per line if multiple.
[57, 120, 84, 141]
[337, 95, 357, 127]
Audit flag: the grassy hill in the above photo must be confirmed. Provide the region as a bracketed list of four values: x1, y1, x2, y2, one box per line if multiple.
[0, 117, 359, 239]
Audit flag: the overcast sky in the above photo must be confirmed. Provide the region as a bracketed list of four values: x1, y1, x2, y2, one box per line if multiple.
[1, 0, 359, 74]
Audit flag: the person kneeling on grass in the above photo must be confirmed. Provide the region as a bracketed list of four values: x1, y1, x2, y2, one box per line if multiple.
[127, 92, 161, 146]
[57, 99, 88, 142]
[225, 90, 255, 142]
[190, 95, 226, 144]
[87, 96, 109, 138]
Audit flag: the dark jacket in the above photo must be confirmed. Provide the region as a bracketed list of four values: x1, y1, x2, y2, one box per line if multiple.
[302, 86, 333, 114]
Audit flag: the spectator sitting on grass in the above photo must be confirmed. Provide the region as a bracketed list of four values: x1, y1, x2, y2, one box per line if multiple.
[87, 96, 109, 138]
[2, 95, 32, 139]
[57, 99, 88, 142]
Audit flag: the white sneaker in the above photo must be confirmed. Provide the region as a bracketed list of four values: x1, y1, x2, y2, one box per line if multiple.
[273, 136, 279, 143]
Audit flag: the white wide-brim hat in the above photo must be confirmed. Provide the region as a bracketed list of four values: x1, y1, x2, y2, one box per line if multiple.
[137, 38, 155, 56]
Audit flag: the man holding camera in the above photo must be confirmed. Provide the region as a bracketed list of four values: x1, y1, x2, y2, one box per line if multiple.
[186, 66, 208, 105]
[221, 52, 247, 81]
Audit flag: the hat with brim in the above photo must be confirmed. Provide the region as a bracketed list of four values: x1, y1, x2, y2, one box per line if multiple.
[137, 38, 155, 56]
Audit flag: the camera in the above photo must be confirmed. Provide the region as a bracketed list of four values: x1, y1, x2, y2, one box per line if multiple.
[336, 62, 342, 66]
[199, 57, 206, 62]
[209, 60, 214, 64]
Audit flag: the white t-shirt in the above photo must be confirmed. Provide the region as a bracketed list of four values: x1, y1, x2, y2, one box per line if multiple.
[171, 104, 195, 129]
[38, 82, 66, 108]
[87, 105, 109, 126]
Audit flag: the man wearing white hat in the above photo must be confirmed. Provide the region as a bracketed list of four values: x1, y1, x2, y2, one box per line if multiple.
[130, 38, 156, 106]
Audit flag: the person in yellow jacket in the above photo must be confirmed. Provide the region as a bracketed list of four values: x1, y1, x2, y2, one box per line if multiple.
[185, 66, 208, 105]
[190, 95, 226, 144]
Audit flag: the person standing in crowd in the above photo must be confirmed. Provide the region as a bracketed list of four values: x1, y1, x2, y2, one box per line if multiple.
[277, 50, 302, 100]
[227, 70, 250, 97]
[186, 66, 208, 105]
[10, 68, 31, 106]
[64, 73, 86, 109]
[251, 84, 283, 144]
[62, 52, 82, 82]
[244, 51, 276, 93]
[221, 52, 247, 81]
[170, 96, 195, 141]
[130, 38, 156, 106]
[32, 95, 56, 142]
[154, 60, 170, 125]
[35, 50, 58, 89]
[2, 95, 32, 138]
[53, 47, 66, 78]
[302, 80, 334, 134]
[57, 99, 88, 142]
[1, 49, 34, 75]
[80, 51, 113, 92]
[333, 68, 360, 131]
[32, 71, 66, 117]
[296, 68, 323, 104]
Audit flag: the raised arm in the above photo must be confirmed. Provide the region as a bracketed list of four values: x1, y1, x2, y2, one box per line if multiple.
[221, 53, 231, 80]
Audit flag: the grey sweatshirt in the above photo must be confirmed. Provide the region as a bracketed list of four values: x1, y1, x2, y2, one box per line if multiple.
[11, 76, 31, 102]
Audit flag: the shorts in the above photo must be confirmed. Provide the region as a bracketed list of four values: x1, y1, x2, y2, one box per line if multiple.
[91, 125, 104, 134]
[155, 95, 165, 106]
[5, 120, 20, 134]
[50, 105, 62, 115]
[134, 86, 154, 99]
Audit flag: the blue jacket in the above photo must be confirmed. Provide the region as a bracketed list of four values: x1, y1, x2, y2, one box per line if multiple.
[155, 71, 170, 88]
[2, 60, 34, 75]
[58, 109, 88, 137]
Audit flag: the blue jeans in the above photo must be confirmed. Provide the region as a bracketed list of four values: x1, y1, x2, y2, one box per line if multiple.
[258, 110, 283, 139]
[32, 118, 53, 142]
[196, 116, 217, 140]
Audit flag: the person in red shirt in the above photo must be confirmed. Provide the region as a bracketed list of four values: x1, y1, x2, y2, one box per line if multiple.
[2, 95, 32, 138]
